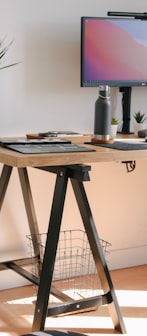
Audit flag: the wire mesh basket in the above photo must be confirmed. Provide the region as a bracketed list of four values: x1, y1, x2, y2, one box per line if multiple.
[27, 229, 111, 302]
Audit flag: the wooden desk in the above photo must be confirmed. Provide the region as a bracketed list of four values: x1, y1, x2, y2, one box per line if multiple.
[0, 140, 147, 167]
[0, 141, 145, 334]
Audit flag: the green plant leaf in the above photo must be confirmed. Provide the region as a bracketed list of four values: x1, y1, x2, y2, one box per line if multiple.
[133, 111, 147, 123]
[111, 117, 118, 125]
[0, 39, 19, 70]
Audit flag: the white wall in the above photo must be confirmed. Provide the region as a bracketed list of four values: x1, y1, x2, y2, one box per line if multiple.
[0, 0, 147, 289]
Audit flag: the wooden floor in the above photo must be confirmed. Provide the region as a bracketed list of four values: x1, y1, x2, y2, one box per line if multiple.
[0, 264, 147, 336]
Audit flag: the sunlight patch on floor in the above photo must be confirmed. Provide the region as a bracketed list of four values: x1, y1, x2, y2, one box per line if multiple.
[124, 317, 147, 336]
[19, 314, 147, 336]
[5, 288, 147, 309]
[7, 296, 35, 305]
[0, 333, 15, 336]
[1, 287, 147, 336]
[45, 315, 114, 329]
[115, 289, 147, 307]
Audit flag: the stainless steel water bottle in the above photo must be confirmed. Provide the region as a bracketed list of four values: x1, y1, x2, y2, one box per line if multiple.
[94, 86, 112, 141]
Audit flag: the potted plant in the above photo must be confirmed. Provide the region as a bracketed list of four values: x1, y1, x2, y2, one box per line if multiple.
[0, 38, 19, 70]
[111, 117, 118, 139]
[133, 111, 147, 135]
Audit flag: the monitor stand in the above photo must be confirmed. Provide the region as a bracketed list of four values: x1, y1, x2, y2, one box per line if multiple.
[119, 86, 133, 134]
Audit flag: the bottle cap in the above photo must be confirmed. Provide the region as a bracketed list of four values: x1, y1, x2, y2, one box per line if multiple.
[99, 85, 110, 98]
[99, 85, 110, 92]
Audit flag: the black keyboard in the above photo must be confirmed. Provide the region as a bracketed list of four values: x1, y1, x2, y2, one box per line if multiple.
[1, 142, 95, 154]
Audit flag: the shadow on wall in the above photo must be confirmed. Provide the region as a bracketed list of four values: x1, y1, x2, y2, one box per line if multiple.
[24, 25, 80, 94]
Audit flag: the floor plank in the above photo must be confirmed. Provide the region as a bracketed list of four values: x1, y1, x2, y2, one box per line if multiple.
[0, 265, 147, 336]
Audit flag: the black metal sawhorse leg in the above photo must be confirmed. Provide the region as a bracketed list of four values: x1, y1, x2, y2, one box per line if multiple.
[0, 165, 12, 211]
[0, 165, 42, 282]
[32, 164, 126, 334]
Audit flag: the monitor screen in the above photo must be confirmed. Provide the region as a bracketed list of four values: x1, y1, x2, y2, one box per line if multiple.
[81, 17, 147, 87]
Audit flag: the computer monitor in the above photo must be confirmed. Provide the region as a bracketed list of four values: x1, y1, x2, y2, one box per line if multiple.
[81, 16, 147, 87]
[80, 16, 147, 133]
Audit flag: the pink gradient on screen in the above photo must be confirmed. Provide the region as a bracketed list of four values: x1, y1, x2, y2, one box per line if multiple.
[84, 20, 147, 81]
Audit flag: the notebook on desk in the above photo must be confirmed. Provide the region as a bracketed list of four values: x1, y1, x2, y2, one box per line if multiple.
[0, 139, 95, 154]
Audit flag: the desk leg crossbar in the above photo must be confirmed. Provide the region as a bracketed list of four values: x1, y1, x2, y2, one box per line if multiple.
[0, 164, 126, 334]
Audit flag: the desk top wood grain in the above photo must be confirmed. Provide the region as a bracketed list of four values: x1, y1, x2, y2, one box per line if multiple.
[0, 139, 147, 168]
